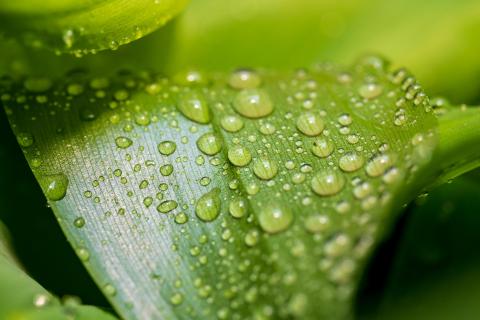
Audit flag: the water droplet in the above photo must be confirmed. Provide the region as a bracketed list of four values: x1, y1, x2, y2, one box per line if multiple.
[253, 157, 278, 180]
[104, 284, 117, 296]
[76, 247, 90, 261]
[258, 203, 293, 234]
[197, 132, 222, 155]
[67, 83, 84, 96]
[135, 113, 150, 126]
[157, 200, 178, 213]
[143, 196, 153, 208]
[24, 77, 52, 93]
[227, 145, 252, 167]
[338, 152, 364, 172]
[259, 123, 276, 135]
[220, 115, 244, 132]
[229, 198, 247, 218]
[115, 136, 132, 149]
[199, 176, 211, 186]
[73, 217, 85, 228]
[174, 212, 188, 224]
[17, 132, 34, 147]
[158, 141, 177, 156]
[366, 154, 393, 177]
[40, 173, 69, 201]
[160, 164, 174, 176]
[228, 69, 261, 89]
[178, 91, 211, 124]
[170, 293, 183, 305]
[296, 112, 324, 136]
[311, 170, 345, 196]
[244, 229, 260, 246]
[338, 113, 352, 126]
[195, 188, 221, 222]
[33, 293, 51, 308]
[233, 89, 273, 118]
[311, 138, 334, 158]
[358, 83, 383, 99]
[304, 214, 330, 233]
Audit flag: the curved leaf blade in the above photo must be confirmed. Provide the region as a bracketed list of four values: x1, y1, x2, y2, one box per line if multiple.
[0, 0, 188, 54]
[1, 59, 442, 319]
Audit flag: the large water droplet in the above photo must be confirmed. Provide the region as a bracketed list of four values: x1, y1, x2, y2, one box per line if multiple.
[233, 89, 273, 118]
[229, 198, 247, 218]
[258, 203, 293, 234]
[197, 132, 222, 156]
[228, 69, 261, 89]
[296, 112, 325, 136]
[220, 115, 244, 132]
[40, 173, 69, 201]
[195, 188, 221, 222]
[115, 136, 132, 149]
[338, 152, 364, 172]
[157, 200, 178, 213]
[252, 157, 278, 180]
[178, 91, 211, 124]
[158, 141, 177, 156]
[17, 132, 34, 147]
[311, 170, 345, 196]
[358, 83, 383, 99]
[366, 154, 393, 177]
[227, 145, 252, 167]
[311, 138, 334, 158]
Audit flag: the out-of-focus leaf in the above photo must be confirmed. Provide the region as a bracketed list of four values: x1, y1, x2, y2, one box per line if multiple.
[0, 0, 188, 54]
[0, 220, 117, 320]
[358, 177, 480, 319]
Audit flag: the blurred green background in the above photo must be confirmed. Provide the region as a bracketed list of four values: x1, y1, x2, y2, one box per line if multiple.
[1, 0, 480, 318]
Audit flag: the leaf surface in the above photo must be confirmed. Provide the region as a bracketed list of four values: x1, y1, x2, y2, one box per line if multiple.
[2, 59, 475, 319]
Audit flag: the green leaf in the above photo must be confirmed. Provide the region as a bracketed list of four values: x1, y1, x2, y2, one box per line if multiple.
[1, 58, 479, 319]
[0, 220, 117, 319]
[0, 0, 188, 54]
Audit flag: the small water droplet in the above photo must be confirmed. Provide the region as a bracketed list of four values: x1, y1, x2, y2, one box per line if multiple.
[304, 214, 330, 233]
[366, 154, 393, 177]
[174, 212, 188, 224]
[160, 164, 174, 176]
[73, 217, 85, 228]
